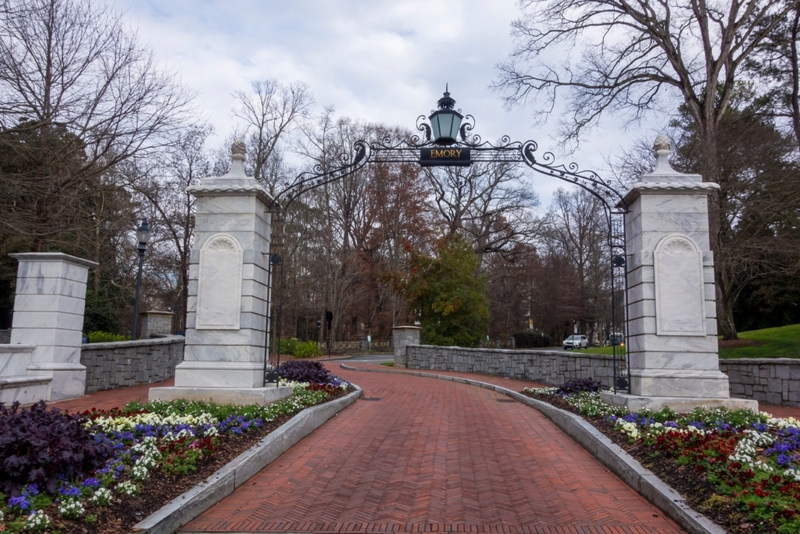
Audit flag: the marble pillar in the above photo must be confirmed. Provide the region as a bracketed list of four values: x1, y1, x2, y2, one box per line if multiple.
[9, 252, 97, 401]
[150, 141, 291, 405]
[600, 136, 758, 413]
[393, 326, 421, 368]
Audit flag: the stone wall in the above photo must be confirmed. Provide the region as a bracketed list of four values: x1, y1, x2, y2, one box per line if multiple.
[80, 336, 184, 393]
[719, 359, 800, 407]
[405, 345, 626, 387]
[404, 346, 800, 407]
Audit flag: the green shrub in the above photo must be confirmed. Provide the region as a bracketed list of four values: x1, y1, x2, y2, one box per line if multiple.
[294, 341, 320, 358]
[86, 331, 129, 343]
[278, 338, 298, 355]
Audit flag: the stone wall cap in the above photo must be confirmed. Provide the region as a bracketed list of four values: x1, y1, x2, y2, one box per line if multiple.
[0, 344, 35, 353]
[140, 310, 175, 316]
[620, 181, 720, 207]
[9, 252, 98, 268]
[186, 183, 274, 205]
[81, 335, 184, 350]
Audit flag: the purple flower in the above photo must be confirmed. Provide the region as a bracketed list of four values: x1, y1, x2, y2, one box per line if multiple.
[8, 496, 30, 510]
[59, 483, 81, 497]
[82, 477, 101, 488]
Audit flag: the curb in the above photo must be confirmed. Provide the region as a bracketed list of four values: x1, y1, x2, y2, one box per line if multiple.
[340, 364, 724, 534]
[132, 386, 362, 534]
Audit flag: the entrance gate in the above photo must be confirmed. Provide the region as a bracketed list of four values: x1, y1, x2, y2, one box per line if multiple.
[265, 89, 630, 391]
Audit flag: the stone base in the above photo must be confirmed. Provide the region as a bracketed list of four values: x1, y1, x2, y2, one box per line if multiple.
[0, 376, 52, 405]
[629, 369, 731, 398]
[173, 360, 265, 388]
[148, 385, 293, 406]
[27, 362, 86, 401]
[600, 391, 759, 413]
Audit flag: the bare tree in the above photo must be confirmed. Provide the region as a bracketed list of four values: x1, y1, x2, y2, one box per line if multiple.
[0, 0, 192, 244]
[233, 79, 312, 194]
[542, 188, 610, 342]
[497, 0, 798, 338]
[424, 163, 541, 261]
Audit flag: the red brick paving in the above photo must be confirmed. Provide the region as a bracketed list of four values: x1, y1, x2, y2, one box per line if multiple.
[37, 362, 800, 532]
[343, 362, 800, 421]
[48, 378, 174, 413]
[180, 366, 684, 533]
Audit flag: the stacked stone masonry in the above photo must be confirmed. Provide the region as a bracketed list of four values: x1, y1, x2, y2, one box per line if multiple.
[404, 345, 626, 387]
[719, 359, 800, 407]
[405, 345, 800, 407]
[81, 336, 184, 393]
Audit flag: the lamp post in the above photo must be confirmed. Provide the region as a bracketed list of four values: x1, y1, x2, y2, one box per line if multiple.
[131, 219, 151, 340]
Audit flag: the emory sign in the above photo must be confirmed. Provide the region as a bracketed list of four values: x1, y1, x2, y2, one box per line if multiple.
[419, 147, 471, 167]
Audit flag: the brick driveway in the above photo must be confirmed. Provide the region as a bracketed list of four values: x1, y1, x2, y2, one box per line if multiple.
[180, 366, 683, 533]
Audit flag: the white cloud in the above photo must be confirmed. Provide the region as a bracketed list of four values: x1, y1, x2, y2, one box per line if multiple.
[111, 0, 655, 206]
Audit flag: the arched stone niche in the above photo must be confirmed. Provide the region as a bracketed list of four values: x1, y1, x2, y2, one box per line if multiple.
[654, 234, 705, 336]
[196, 234, 243, 330]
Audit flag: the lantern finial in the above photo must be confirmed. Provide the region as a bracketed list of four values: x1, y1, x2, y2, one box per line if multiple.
[437, 86, 456, 110]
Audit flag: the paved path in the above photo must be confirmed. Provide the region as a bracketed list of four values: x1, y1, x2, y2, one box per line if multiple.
[181, 366, 684, 534]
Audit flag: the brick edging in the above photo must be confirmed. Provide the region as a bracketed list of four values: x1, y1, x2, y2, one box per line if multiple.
[340, 364, 723, 534]
[132, 386, 362, 534]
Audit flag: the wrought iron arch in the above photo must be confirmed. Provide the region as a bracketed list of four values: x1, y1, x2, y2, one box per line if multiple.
[265, 90, 631, 392]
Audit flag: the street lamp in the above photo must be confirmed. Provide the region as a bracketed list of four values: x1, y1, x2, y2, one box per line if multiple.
[131, 219, 151, 340]
[429, 85, 463, 145]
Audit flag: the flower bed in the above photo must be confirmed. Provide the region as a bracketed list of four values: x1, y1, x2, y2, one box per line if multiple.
[0, 376, 351, 533]
[522, 385, 800, 533]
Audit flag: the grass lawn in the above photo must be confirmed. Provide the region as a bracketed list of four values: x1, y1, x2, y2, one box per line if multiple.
[573, 324, 800, 359]
[718, 323, 800, 359]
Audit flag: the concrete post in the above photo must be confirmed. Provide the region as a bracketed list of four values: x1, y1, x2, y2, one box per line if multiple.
[393, 326, 421, 368]
[9, 252, 97, 401]
[600, 136, 757, 413]
[139, 310, 174, 338]
[150, 141, 291, 405]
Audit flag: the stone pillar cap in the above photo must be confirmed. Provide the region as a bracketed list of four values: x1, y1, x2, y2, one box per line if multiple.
[9, 252, 98, 268]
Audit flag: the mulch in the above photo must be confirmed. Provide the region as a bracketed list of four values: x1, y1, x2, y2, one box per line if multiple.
[718, 339, 769, 349]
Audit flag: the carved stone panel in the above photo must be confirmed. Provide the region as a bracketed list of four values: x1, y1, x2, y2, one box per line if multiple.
[654, 235, 706, 336]
[196, 234, 243, 330]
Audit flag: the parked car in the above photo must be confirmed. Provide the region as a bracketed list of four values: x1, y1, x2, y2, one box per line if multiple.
[605, 332, 625, 346]
[563, 334, 589, 350]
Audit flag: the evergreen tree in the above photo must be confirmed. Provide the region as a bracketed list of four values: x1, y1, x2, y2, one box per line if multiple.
[404, 234, 489, 347]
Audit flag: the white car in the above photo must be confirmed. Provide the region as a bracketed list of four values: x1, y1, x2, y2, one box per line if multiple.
[563, 334, 589, 350]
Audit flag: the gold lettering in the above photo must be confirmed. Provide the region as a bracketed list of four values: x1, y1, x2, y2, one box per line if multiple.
[428, 149, 466, 159]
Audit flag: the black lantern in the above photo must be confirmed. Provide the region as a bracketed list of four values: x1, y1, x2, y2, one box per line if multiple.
[429, 85, 463, 145]
[136, 219, 152, 249]
[131, 219, 151, 340]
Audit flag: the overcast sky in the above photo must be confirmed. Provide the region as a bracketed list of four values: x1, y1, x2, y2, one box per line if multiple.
[111, 0, 661, 207]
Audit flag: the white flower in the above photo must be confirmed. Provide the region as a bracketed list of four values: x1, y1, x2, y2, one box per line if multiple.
[58, 498, 85, 519]
[132, 464, 149, 480]
[90, 488, 113, 506]
[116, 481, 139, 496]
[25, 510, 52, 529]
[784, 468, 800, 482]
